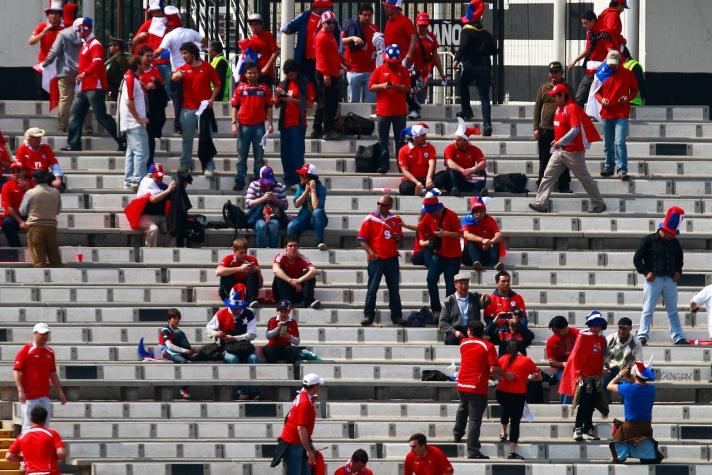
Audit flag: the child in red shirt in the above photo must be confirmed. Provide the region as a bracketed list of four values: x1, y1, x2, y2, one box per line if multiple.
[461, 194, 504, 271]
[231, 62, 273, 191]
[314, 11, 343, 140]
[264, 299, 301, 363]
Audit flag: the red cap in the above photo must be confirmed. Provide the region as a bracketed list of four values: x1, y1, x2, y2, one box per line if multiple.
[469, 195, 486, 210]
[297, 163, 319, 176]
[546, 83, 569, 96]
[151, 163, 165, 179]
[416, 12, 430, 26]
[312, 0, 333, 8]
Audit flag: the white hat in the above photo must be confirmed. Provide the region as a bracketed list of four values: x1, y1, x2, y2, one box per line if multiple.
[24, 127, 46, 140]
[73, 17, 84, 30]
[148, 0, 163, 11]
[303, 373, 324, 386]
[606, 50, 621, 66]
[33, 322, 50, 334]
[164, 5, 180, 15]
[247, 13, 264, 23]
[453, 117, 481, 140]
[45, 1, 64, 13]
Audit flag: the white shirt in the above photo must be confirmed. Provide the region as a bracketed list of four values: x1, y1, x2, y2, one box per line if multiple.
[692, 284, 712, 338]
[137, 175, 166, 197]
[158, 27, 203, 70]
[119, 73, 146, 132]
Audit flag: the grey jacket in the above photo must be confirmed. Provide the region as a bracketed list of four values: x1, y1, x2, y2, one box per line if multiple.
[438, 291, 484, 338]
[43, 27, 82, 77]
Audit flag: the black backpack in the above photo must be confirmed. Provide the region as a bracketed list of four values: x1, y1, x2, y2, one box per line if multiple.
[222, 200, 248, 238]
[185, 214, 206, 246]
[355, 142, 382, 173]
[340, 112, 375, 137]
[493, 173, 528, 193]
[407, 307, 433, 327]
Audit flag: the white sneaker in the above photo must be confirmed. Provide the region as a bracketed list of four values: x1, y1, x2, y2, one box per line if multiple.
[309, 300, 322, 309]
[204, 169, 214, 178]
[317, 243, 328, 251]
[408, 110, 420, 119]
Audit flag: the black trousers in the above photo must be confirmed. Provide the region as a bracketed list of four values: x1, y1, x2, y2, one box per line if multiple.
[314, 72, 339, 134]
[538, 128, 570, 188]
[458, 66, 491, 124]
[272, 276, 316, 307]
[299, 59, 321, 133]
[574, 385, 599, 432]
[575, 74, 594, 108]
[376, 115, 407, 171]
[444, 326, 465, 345]
[264, 345, 301, 363]
[453, 392, 488, 455]
[496, 390, 526, 443]
[219, 271, 260, 302]
[398, 172, 450, 196]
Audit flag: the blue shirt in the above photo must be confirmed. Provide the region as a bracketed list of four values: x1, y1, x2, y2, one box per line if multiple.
[293, 182, 327, 220]
[456, 294, 469, 327]
[618, 382, 655, 422]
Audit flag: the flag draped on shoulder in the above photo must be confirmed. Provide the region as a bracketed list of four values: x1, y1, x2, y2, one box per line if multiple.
[585, 62, 614, 121]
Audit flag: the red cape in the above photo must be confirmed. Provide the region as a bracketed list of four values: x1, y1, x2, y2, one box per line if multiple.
[558, 330, 600, 396]
[124, 193, 151, 230]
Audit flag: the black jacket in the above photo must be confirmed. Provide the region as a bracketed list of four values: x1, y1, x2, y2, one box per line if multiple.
[454, 26, 496, 69]
[198, 108, 218, 172]
[485, 321, 534, 357]
[166, 172, 192, 240]
[633, 232, 683, 277]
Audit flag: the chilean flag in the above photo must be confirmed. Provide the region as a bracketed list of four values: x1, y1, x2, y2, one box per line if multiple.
[558, 330, 601, 397]
[33, 62, 60, 111]
[585, 62, 614, 121]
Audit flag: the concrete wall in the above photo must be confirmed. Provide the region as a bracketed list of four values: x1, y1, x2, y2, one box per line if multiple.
[0, 0, 49, 67]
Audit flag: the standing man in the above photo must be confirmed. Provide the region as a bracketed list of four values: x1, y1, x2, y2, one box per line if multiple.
[358, 194, 405, 327]
[63, 18, 123, 152]
[29, 1, 65, 99]
[633, 207, 688, 346]
[454, 320, 509, 459]
[690, 284, 712, 341]
[19, 171, 62, 268]
[342, 4, 379, 103]
[404, 433, 454, 475]
[439, 273, 486, 345]
[444, 118, 486, 196]
[1, 162, 35, 247]
[408, 12, 445, 119]
[137, 46, 169, 168]
[596, 50, 638, 181]
[532, 61, 573, 192]
[597, 0, 628, 49]
[382, 0, 416, 69]
[13, 323, 66, 432]
[287, 163, 329, 249]
[242, 13, 279, 85]
[528, 83, 606, 214]
[42, 17, 84, 133]
[208, 41, 232, 101]
[453, 14, 496, 136]
[368, 44, 411, 174]
[279, 373, 324, 475]
[118, 56, 150, 191]
[5, 406, 66, 471]
[314, 11, 343, 141]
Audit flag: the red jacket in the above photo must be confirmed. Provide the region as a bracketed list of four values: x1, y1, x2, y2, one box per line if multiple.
[595, 67, 638, 120]
[597, 7, 625, 47]
[78, 36, 108, 91]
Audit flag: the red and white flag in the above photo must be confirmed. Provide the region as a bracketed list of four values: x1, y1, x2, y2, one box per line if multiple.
[34, 61, 60, 111]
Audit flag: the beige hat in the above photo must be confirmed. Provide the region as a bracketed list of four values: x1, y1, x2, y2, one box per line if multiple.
[24, 127, 46, 140]
[606, 50, 621, 65]
[454, 272, 471, 282]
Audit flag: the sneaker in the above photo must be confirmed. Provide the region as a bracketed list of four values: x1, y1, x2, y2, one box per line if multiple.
[376, 167, 388, 174]
[180, 388, 191, 400]
[361, 318, 373, 327]
[369, 113, 377, 119]
[124, 183, 134, 191]
[590, 203, 607, 214]
[507, 452, 525, 460]
[248, 300, 260, 309]
[638, 336, 648, 346]
[482, 124, 493, 137]
[675, 338, 690, 345]
[600, 168, 614, 177]
[204, 169, 214, 178]
[472, 261, 482, 272]
[573, 428, 584, 442]
[408, 110, 420, 119]
[467, 450, 489, 460]
[309, 300, 322, 309]
[237, 392, 250, 401]
[233, 181, 245, 192]
[618, 172, 630, 182]
[456, 111, 474, 120]
[528, 203, 548, 213]
[317, 242, 328, 251]
[499, 433, 507, 442]
[584, 429, 600, 441]
[61, 145, 81, 151]
[494, 261, 504, 271]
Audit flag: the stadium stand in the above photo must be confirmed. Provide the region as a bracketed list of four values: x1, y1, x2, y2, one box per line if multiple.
[1, 99, 712, 475]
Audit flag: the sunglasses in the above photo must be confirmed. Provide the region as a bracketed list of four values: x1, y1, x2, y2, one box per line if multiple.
[377, 201, 392, 207]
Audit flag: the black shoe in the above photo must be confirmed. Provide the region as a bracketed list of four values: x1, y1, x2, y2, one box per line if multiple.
[309, 130, 323, 139]
[376, 167, 388, 174]
[467, 450, 489, 460]
[529, 203, 548, 213]
[507, 452, 525, 460]
[638, 336, 648, 346]
[479, 188, 489, 197]
[453, 434, 463, 443]
[557, 186, 573, 193]
[117, 142, 127, 152]
[174, 124, 182, 135]
[393, 319, 407, 326]
[482, 124, 492, 137]
[675, 338, 690, 345]
[456, 111, 474, 120]
[233, 181, 245, 192]
[361, 319, 373, 327]
[600, 168, 614, 177]
[324, 131, 342, 141]
[450, 187, 461, 197]
[61, 146, 81, 152]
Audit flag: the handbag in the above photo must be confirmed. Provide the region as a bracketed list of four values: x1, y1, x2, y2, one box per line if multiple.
[224, 340, 256, 359]
[355, 142, 382, 173]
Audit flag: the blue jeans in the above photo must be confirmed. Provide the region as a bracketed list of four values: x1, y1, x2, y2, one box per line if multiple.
[156, 63, 172, 95]
[347, 71, 375, 102]
[551, 369, 573, 404]
[601, 118, 629, 173]
[255, 218, 281, 248]
[287, 208, 328, 246]
[280, 126, 305, 186]
[67, 90, 119, 149]
[180, 109, 197, 170]
[411, 249, 432, 267]
[427, 254, 461, 312]
[284, 444, 310, 475]
[124, 127, 149, 185]
[463, 242, 500, 267]
[237, 124, 266, 184]
[363, 257, 402, 323]
[2, 216, 21, 247]
[223, 352, 259, 364]
[449, 169, 486, 194]
[638, 276, 684, 343]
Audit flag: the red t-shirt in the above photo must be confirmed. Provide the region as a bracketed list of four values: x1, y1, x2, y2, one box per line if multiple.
[343, 23, 380, 73]
[577, 332, 607, 377]
[553, 101, 585, 152]
[496, 354, 539, 394]
[315, 29, 342, 77]
[8, 426, 64, 475]
[231, 82, 272, 126]
[245, 30, 278, 78]
[398, 142, 436, 181]
[33, 22, 63, 63]
[457, 336, 498, 395]
[595, 67, 638, 120]
[404, 445, 453, 475]
[219, 253, 260, 284]
[1, 177, 35, 219]
[584, 29, 617, 73]
[304, 12, 321, 60]
[78, 37, 108, 92]
[280, 388, 317, 444]
[266, 317, 300, 347]
[177, 61, 220, 110]
[444, 142, 485, 170]
[384, 13, 415, 61]
[357, 211, 403, 260]
[282, 80, 316, 129]
[462, 214, 499, 249]
[13, 344, 56, 400]
[412, 218, 432, 254]
[484, 291, 527, 320]
[369, 64, 411, 117]
[273, 251, 313, 279]
[421, 208, 462, 258]
[545, 327, 580, 363]
[334, 462, 374, 475]
[16, 143, 57, 174]
[412, 32, 439, 77]
[140, 65, 164, 87]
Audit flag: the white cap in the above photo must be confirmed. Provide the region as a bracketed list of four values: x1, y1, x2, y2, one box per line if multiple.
[606, 49, 621, 65]
[164, 5, 180, 15]
[33, 323, 50, 334]
[148, 0, 163, 11]
[247, 13, 263, 23]
[303, 373, 324, 386]
[73, 17, 84, 30]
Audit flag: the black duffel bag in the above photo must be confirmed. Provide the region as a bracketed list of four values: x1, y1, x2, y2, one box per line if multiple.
[355, 142, 382, 173]
[341, 112, 375, 137]
[493, 173, 528, 193]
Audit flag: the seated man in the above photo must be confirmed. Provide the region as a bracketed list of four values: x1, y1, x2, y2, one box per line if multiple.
[158, 308, 195, 363]
[264, 299, 301, 363]
[215, 237, 263, 307]
[546, 315, 579, 404]
[245, 165, 288, 248]
[439, 272, 486, 345]
[604, 316, 643, 392]
[483, 271, 527, 325]
[134, 163, 175, 247]
[1, 162, 35, 247]
[485, 309, 534, 356]
[272, 237, 321, 309]
[206, 283, 258, 364]
[444, 118, 486, 196]
[15, 127, 64, 190]
[461, 194, 504, 271]
[397, 123, 448, 196]
[334, 449, 373, 475]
